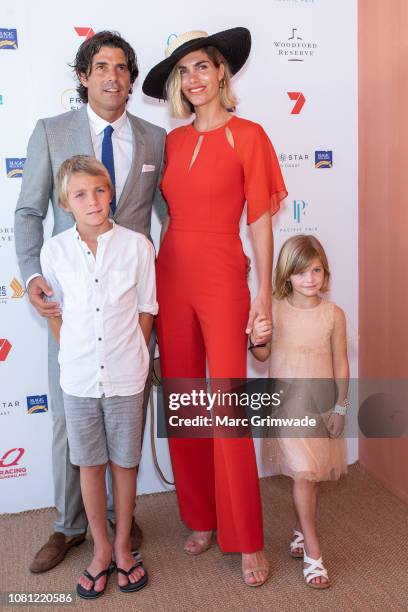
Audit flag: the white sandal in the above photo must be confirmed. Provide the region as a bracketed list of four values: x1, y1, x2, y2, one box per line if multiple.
[303, 552, 330, 589]
[290, 529, 305, 558]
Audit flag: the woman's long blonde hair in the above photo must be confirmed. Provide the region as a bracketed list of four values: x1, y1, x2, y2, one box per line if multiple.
[274, 235, 330, 299]
[165, 46, 237, 118]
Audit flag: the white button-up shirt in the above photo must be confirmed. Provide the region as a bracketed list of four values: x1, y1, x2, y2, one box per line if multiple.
[40, 222, 158, 398]
[87, 103, 133, 204]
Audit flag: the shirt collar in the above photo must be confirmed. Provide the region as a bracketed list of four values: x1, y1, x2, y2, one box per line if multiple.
[72, 219, 116, 243]
[87, 103, 128, 136]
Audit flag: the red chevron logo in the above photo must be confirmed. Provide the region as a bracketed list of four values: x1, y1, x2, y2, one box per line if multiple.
[288, 92, 306, 114]
[0, 338, 12, 361]
[74, 27, 95, 40]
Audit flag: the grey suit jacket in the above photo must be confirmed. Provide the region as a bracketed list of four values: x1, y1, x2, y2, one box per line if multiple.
[15, 104, 167, 285]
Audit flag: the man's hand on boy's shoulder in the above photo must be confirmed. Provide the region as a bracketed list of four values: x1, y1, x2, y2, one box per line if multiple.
[27, 276, 61, 318]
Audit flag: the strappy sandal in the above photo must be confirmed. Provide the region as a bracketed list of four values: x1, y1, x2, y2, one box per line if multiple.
[290, 529, 305, 558]
[76, 562, 114, 599]
[303, 553, 330, 589]
[242, 563, 269, 587]
[183, 532, 213, 556]
[116, 558, 148, 593]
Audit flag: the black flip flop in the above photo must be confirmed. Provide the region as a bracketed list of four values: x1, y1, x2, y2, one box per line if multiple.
[76, 562, 114, 599]
[116, 560, 148, 593]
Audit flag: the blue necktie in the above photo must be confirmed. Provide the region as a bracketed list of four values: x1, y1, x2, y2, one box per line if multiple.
[101, 125, 116, 213]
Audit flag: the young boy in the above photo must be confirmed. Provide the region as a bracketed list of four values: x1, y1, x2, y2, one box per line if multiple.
[40, 155, 157, 598]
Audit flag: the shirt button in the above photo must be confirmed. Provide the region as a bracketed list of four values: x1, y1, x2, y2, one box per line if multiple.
[96, 308, 100, 312]
[95, 279, 98, 283]
[100, 365, 104, 369]
[98, 337, 102, 341]
[87, 251, 91, 255]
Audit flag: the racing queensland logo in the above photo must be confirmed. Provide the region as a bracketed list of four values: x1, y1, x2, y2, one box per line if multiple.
[0, 448, 27, 480]
[0, 28, 18, 50]
[315, 150, 333, 169]
[26, 395, 48, 415]
[6, 158, 26, 178]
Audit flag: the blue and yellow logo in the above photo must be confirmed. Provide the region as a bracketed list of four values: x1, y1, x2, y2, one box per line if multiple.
[26, 395, 48, 414]
[315, 151, 333, 169]
[0, 28, 18, 50]
[6, 158, 25, 178]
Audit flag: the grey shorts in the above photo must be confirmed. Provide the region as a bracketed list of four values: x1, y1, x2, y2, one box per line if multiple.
[63, 392, 144, 468]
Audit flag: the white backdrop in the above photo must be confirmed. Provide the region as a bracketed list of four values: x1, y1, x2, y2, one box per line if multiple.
[0, 0, 358, 512]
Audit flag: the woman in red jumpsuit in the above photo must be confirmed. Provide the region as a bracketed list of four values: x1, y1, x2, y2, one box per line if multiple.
[143, 28, 287, 586]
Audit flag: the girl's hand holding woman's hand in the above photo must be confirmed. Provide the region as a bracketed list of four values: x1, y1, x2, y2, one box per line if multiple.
[251, 315, 272, 345]
[246, 292, 272, 335]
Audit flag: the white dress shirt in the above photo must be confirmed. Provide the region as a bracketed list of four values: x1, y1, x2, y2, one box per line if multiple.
[87, 103, 134, 205]
[40, 221, 158, 398]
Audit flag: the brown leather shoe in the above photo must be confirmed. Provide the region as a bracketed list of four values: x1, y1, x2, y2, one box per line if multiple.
[29, 532, 86, 573]
[108, 516, 143, 552]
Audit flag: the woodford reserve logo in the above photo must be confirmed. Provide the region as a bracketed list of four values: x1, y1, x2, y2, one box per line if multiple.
[274, 28, 318, 62]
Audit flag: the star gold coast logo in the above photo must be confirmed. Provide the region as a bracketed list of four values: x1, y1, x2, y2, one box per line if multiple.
[0, 278, 25, 303]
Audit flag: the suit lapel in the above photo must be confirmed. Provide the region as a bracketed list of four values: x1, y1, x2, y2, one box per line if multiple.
[67, 104, 94, 155]
[115, 112, 145, 213]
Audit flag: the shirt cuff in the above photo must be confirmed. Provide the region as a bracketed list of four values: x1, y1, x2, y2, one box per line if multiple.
[26, 273, 42, 289]
[138, 303, 159, 315]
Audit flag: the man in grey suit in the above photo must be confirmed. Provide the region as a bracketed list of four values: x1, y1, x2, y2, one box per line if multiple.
[15, 31, 166, 573]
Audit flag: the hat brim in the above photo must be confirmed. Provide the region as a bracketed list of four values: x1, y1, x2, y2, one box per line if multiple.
[142, 27, 251, 100]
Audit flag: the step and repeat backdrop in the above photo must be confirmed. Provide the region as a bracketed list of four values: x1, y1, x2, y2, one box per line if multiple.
[0, 0, 358, 512]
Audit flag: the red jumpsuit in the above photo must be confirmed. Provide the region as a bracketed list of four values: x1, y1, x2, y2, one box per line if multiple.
[156, 115, 287, 552]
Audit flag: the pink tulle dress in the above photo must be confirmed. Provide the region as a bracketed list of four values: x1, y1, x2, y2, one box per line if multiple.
[264, 297, 347, 481]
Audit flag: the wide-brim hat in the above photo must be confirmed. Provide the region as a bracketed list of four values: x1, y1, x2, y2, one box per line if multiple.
[142, 27, 251, 100]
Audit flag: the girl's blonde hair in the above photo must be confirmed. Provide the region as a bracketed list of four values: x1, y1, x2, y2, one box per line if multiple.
[165, 46, 237, 118]
[56, 155, 113, 208]
[274, 234, 330, 299]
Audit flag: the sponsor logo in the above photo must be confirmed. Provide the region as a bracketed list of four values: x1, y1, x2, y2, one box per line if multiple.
[6, 158, 25, 178]
[74, 27, 95, 40]
[0, 28, 18, 50]
[167, 34, 178, 45]
[279, 200, 318, 235]
[274, 28, 318, 62]
[0, 448, 27, 480]
[26, 395, 48, 414]
[61, 88, 82, 111]
[0, 400, 20, 417]
[0, 227, 14, 249]
[279, 152, 310, 169]
[315, 150, 333, 169]
[0, 95, 3, 105]
[288, 92, 306, 114]
[0, 278, 25, 303]
[0, 339, 12, 361]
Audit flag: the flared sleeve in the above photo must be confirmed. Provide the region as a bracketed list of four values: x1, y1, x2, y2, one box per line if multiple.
[233, 121, 288, 224]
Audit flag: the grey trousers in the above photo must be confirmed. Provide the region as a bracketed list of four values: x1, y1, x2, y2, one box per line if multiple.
[48, 328, 157, 536]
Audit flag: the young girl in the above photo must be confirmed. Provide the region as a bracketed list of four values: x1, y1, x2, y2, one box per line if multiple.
[250, 234, 349, 589]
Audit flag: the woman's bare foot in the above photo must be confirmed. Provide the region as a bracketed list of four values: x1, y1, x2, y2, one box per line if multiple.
[290, 526, 304, 557]
[78, 545, 112, 593]
[114, 545, 145, 588]
[183, 530, 213, 555]
[241, 550, 269, 586]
